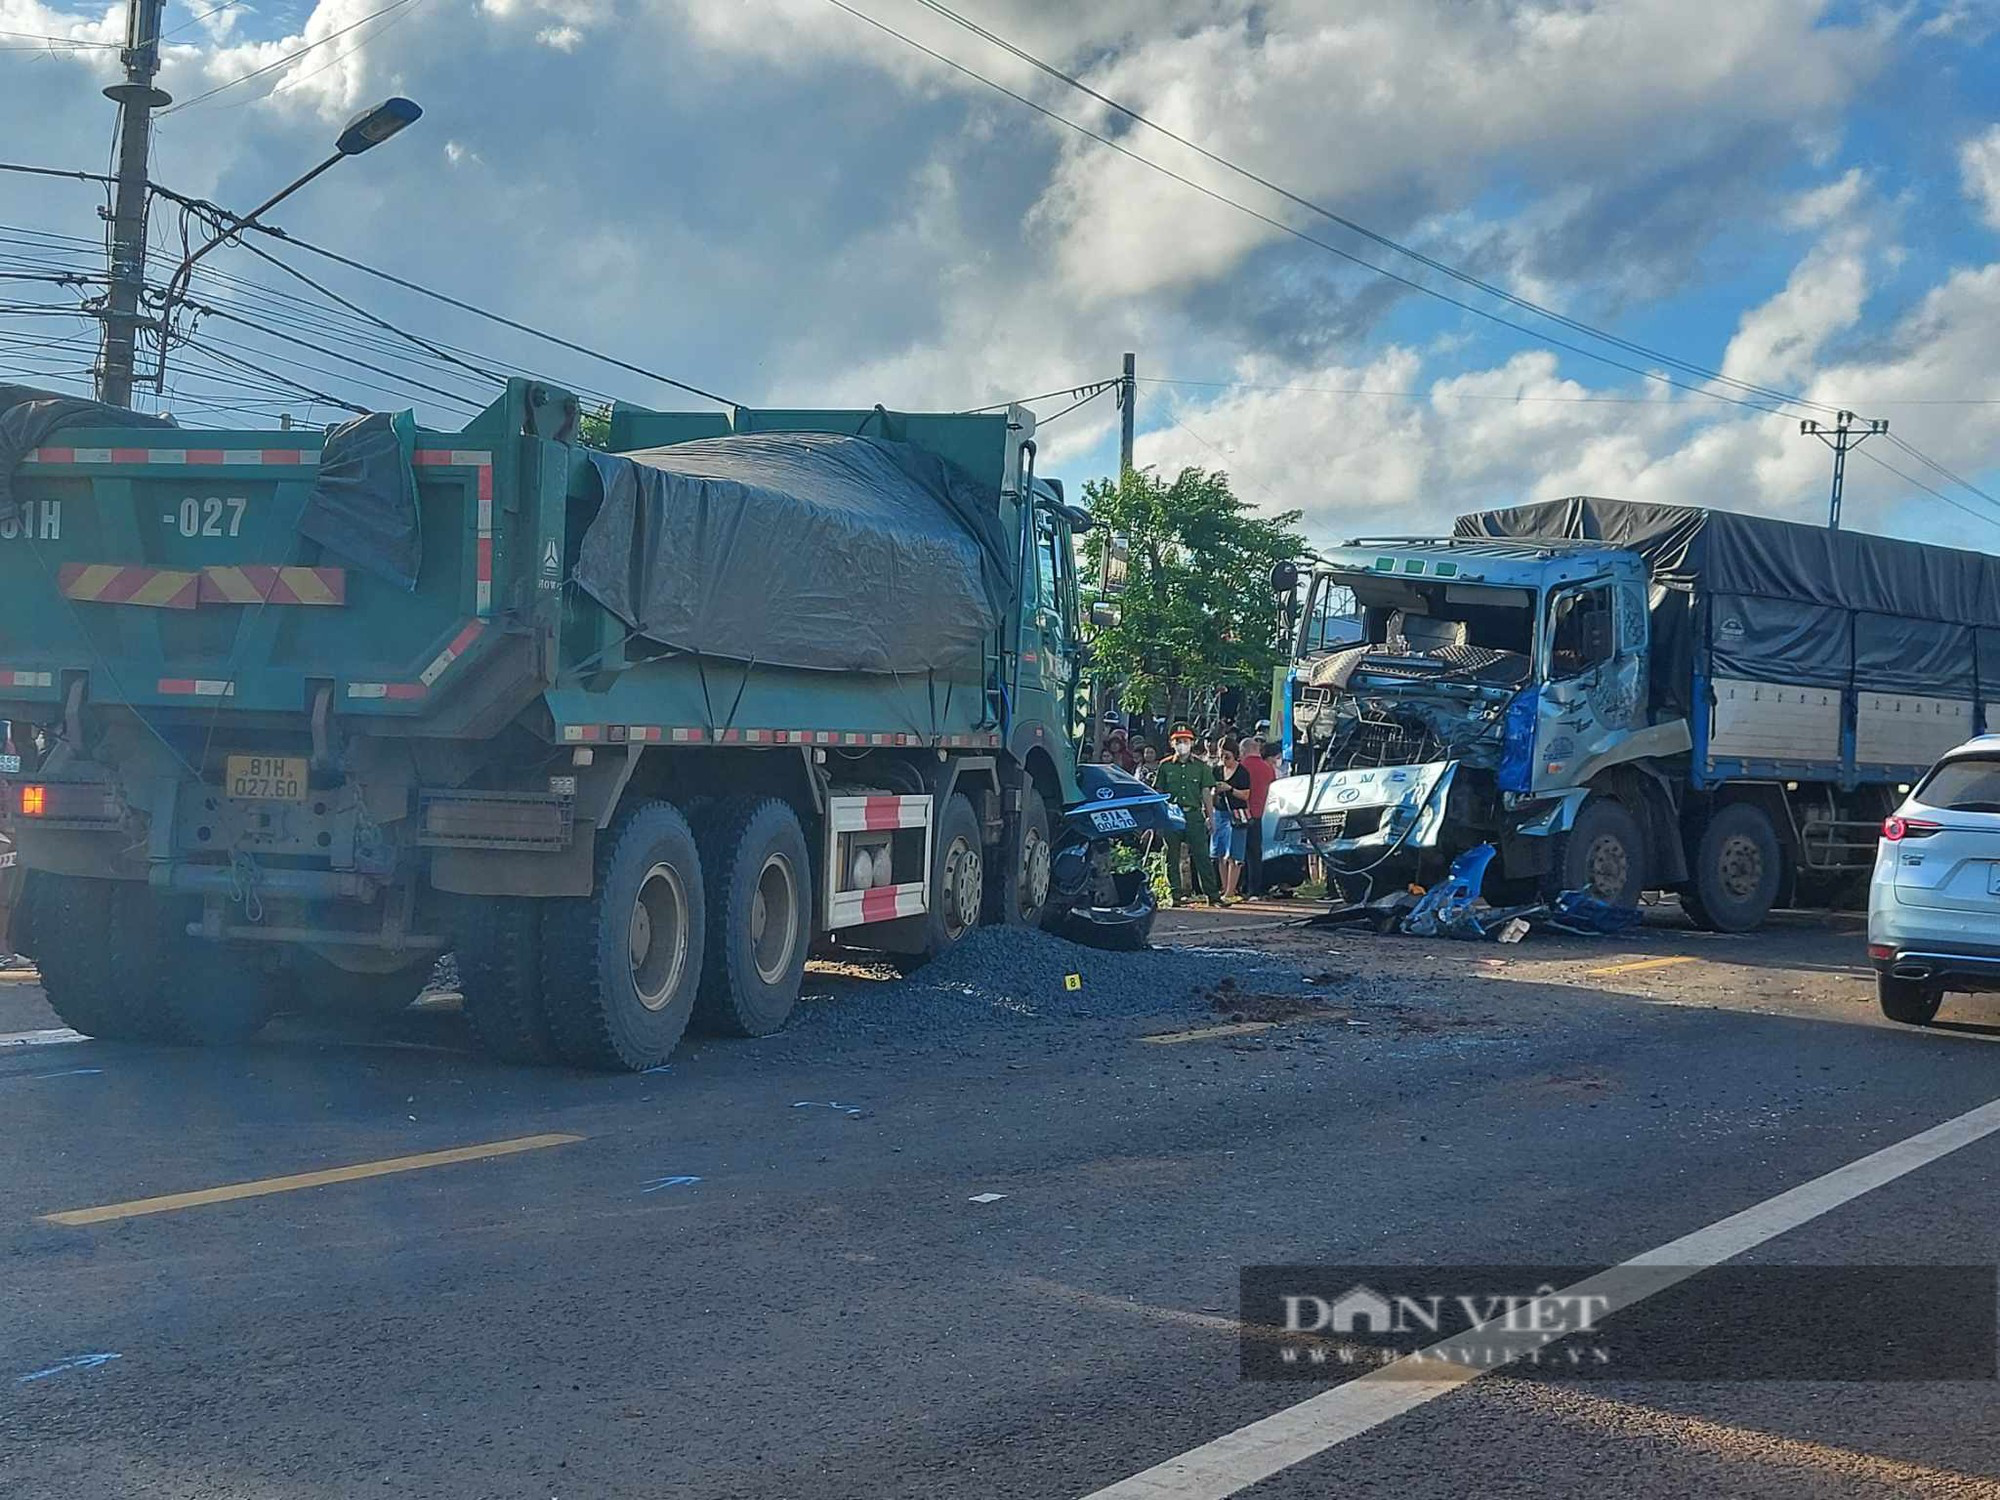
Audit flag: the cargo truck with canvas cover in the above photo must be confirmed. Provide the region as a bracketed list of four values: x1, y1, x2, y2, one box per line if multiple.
[1266, 496, 2000, 931]
[0, 379, 1170, 1068]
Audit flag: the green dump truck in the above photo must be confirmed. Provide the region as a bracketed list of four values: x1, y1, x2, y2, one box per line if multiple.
[0, 379, 1166, 1068]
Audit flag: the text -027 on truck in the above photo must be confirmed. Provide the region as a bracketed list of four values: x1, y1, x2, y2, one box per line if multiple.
[0, 380, 1176, 1068]
[1266, 495, 2000, 931]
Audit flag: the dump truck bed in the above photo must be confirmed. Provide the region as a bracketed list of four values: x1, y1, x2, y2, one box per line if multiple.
[0, 384, 1017, 753]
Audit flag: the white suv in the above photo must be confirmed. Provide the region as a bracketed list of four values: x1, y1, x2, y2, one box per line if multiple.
[1869, 734, 2000, 1025]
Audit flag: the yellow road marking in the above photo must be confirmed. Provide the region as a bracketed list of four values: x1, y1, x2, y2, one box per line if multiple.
[1141, 1021, 1276, 1045]
[0, 970, 41, 983]
[41, 1132, 584, 1226]
[1585, 955, 1698, 977]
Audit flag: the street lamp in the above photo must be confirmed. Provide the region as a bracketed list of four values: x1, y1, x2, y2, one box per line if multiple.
[156, 98, 423, 352]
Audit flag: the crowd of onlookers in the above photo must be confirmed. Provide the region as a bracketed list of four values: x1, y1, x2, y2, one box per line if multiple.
[1092, 713, 1287, 906]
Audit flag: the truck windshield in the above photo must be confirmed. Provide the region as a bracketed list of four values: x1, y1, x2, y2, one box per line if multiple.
[1342, 574, 1536, 662]
[1297, 574, 1360, 654]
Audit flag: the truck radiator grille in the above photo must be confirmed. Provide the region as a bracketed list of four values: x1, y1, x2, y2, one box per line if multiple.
[1335, 715, 1443, 770]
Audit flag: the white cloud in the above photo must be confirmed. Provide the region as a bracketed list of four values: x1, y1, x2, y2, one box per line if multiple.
[534, 24, 580, 50]
[1962, 125, 2000, 231]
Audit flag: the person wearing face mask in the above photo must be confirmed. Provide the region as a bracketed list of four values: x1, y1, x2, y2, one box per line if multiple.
[1155, 723, 1221, 906]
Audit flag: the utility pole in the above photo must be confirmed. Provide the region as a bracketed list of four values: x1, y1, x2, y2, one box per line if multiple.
[97, 0, 171, 408]
[1090, 352, 1136, 761]
[1118, 350, 1136, 475]
[1800, 410, 1887, 530]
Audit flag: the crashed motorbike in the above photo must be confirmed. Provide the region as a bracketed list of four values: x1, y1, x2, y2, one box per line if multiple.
[1044, 763, 1182, 950]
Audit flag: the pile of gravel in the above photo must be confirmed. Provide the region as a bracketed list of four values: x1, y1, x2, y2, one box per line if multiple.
[774, 925, 1324, 1057]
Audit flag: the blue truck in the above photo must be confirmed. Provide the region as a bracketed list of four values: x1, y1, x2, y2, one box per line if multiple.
[0, 380, 1173, 1067]
[1265, 496, 2000, 930]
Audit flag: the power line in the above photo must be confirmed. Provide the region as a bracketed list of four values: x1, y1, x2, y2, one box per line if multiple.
[1852, 447, 2000, 535]
[1036, 381, 1115, 426]
[1884, 432, 2000, 513]
[961, 376, 1119, 413]
[904, 0, 1836, 419]
[821, 1, 1810, 421]
[214, 213, 741, 407]
[178, 304, 489, 409]
[159, 0, 423, 114]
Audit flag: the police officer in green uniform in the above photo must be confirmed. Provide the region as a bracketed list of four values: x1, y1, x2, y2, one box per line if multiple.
[1155, 723, 1220, 906]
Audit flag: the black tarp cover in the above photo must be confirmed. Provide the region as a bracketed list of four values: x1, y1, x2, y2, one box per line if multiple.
[0, 383, 175, 526]
[577, 431, 1013, 676]
[296, 409, 422, 590]
[1456, 496, 2000, 702]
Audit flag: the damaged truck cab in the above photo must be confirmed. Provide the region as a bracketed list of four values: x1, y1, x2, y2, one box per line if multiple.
[1269, 537, 1687, 907]
[1271, 497, 2000, 933]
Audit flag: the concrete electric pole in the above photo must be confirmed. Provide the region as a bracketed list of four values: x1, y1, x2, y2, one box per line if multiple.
[98, 0, 172, 407]
[1118, 350, 1135, 475]
[1801, 410, 1887, 530]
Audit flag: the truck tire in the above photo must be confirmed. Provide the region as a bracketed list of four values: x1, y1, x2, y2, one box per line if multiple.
[1683, 802, 1782, 933]
[994, 784, 1052, 928]
[691, 797, 811, 1037]
[1548, 796, 1646, 908]
[139, 889, 277, 1046]
[16, 873, 164, 1041]
[456, 897, 558, 1064]
[1877, 974, 1944, 1026]
[922, 793, 985, 960]
[540, 799, 706, 1071]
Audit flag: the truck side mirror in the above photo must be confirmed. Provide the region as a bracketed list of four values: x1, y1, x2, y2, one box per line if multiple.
[1270, 560, 1299, 596]
[1090, 601, 1120, 630]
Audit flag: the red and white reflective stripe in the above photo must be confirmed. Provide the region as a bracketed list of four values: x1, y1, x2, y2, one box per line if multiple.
[413, 449, 495, 615]
[418, 619, 485, 688]
[25, 446, 312, 466]
[0, 670, 53, 688]
[556, 725, 1002, 749]
[827, 880, 928, 930]
[829, 794, 932, 834]
[157, 678, 235, 697]
[347, 682, 426, 701]
[859, 883, 927, 922]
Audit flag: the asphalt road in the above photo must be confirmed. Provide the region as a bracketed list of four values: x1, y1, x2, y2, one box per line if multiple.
[2, 903, 1998, 1499]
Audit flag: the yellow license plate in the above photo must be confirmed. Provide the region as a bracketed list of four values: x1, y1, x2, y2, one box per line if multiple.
[224, 754, 309, 802]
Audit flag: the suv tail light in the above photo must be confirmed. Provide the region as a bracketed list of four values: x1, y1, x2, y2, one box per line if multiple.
[1882, 816, 1942, 842]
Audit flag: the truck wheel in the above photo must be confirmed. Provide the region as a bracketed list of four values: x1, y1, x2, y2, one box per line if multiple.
[1877, 974, 1944, 1026]
[1684, 802, 1782, 933]
[692, 797, 812, 1037]
[541, 800, 706, 1071]
[923, 793, 984, 959]
[995, 784, 1052, 928]
[456, 897, 557, 1063]
[1550, 796, 1646, 908]
[17, 873, 164, 1041]
[151, 900, 277, 1047]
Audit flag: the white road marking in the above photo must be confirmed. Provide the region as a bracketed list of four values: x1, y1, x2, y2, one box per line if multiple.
[0, 1028, 86, 1049]
[1081, 1092, 2000, 1500]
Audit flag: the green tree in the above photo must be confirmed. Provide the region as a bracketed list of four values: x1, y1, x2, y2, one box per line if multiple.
[1079, 465, 1305, 725]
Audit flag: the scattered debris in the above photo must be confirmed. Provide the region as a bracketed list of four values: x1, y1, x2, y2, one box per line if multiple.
[968, 1192, 1007, 1204]
[641, 1175, 701, 1193]
[1309, 844, 1641, 942]
[792, 1100, 866, 1118]
[16, 1353, 120, 1385]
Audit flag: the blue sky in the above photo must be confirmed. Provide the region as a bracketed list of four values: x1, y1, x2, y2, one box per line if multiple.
[2, 0, 1997, 549]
